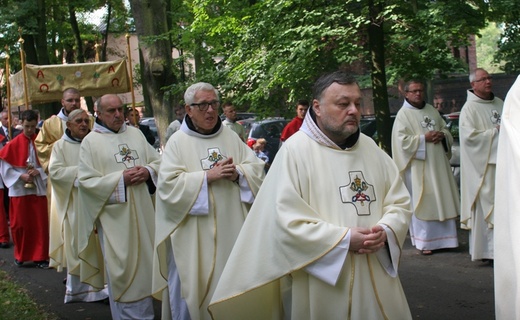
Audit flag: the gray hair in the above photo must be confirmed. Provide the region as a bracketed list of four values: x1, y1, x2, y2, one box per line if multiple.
[67, 109, 87, 123]
[184, 82, 219, 106]
[404, 79, 425, 92]
[469, 68, 487, 82]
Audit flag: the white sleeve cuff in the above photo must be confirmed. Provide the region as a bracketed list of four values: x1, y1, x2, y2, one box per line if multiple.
[304, 230, 350, 286]
[189, 174, 209, 215]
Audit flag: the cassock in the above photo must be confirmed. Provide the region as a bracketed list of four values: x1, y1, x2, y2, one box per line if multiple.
[208, 112, 412, 320]
[0, 133, 48, 263]
[392, 101, 459, 251]
[495, 75, 520, 320]
[0, 176, 10, 245]
[153, 119, 265, 320]
[460, 90, 503, 260]
[77, 123, 161, 303]
[49, 131, 108, 303]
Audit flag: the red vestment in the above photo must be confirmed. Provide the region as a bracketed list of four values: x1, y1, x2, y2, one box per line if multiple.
[0, 133, 48, 262]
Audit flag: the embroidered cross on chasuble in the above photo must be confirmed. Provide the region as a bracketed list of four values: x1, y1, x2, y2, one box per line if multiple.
[339, 170, 376, 216]
[114, 144, 139, 168]
[201, 147, 225, 170]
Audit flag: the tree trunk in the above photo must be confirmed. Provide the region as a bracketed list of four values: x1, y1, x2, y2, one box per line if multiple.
[128, 0, 177, 146]
[101, 3, 112, 62]
[368, 0, 392, 156]
[68, 4, 84, 63]
[36, 0, 50, 65]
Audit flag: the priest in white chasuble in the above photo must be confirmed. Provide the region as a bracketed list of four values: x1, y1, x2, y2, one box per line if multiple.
[49, 109, 108, 303]
[209, 71, 412, 320]
[494, 75, 520, 320]
[153, 82, 265, 320]
[77, 94, 161, 320]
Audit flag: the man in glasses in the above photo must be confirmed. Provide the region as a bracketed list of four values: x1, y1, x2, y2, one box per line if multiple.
[391, 79, 460, 256]
[153, 82, 265, 319]
[48, 109, 108, 303]
[460, 68, 503, 264]
[35, 87, 91, 172]
[77, 94, 161, 319]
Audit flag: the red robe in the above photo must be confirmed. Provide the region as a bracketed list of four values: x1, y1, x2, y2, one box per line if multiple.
[0, 133, 48, 262]
[280, 116, 304, 142]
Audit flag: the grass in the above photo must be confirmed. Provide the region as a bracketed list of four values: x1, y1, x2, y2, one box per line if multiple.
[0, 269, 58, 320]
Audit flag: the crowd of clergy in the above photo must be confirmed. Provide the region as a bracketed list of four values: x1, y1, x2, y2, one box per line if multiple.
[0, 68, 518, 319]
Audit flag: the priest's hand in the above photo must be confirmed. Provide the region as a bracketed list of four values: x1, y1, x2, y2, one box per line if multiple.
[27, 168, 40, 177]
[207, 157, 238, 184]
[123, 166, 150, 186]
[425, 130, 445, 144]
[349, 226, 387, 254]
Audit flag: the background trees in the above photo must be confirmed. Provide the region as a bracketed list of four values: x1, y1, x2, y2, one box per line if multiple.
[1, 0, 518, 153]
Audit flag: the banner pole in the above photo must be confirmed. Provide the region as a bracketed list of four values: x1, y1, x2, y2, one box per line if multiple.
[4, 45, 12, 139]
[18, 27, 30, 114]
[125, 33, 138, 127]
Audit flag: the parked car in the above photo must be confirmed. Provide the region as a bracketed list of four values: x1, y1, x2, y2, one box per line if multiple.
[237, 118, 256, 138]
[246, 118, 289, 162]
[139, 117, 161, 151]
[444, 111, 460, 187]
[220, 112, 257, 121]
[359, 115, 396, 143]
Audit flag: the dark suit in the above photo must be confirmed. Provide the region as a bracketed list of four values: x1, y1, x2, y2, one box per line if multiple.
[139, 124, 156, 146]
[0, 126, 21, 147]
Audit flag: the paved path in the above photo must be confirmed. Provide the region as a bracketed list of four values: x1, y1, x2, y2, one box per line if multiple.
[0, 227, 493, 320]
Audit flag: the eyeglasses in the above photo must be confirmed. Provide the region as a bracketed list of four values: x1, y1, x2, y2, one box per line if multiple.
[406, 90, 424, 94]
[190, 100, 220, 111]
[74, 118, 90, 124]
[473, 76, 493, 83]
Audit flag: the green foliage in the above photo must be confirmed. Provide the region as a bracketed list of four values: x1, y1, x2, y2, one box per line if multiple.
[487, 0, 520, 73]
[168, 0, 488, 119]
[476, 22, 504, 73]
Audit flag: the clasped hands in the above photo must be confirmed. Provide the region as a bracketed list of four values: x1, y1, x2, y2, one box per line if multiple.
[123, 166, 150, 186]
[425, 130, 445, 144]
[207, 157, 239, 184]
[349, 225, 387, 254]
[21, 168, 40, 183]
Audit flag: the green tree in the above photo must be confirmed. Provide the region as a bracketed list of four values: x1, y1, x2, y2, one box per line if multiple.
[475, 22, 504, 73]
[488, 0, 520, 73]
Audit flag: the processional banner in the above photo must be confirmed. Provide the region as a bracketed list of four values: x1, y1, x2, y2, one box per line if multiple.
[9, 59, 130, 106]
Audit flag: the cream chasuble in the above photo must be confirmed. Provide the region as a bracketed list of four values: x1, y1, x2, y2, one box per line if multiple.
[78, 124, 161, 302]
[49, 136, 80, 272]
[153, 122, 265, 320]
[392, 102, 459, 221]
[208, 113, 412, 320]
[459, 90, 503, 230]
[495, 75, 520, 320]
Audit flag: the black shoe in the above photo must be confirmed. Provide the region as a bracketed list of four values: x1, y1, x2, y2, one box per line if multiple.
[14, 259, 23, 266]
[35, 261, 50, 269]
[0, 242, 9, 249]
